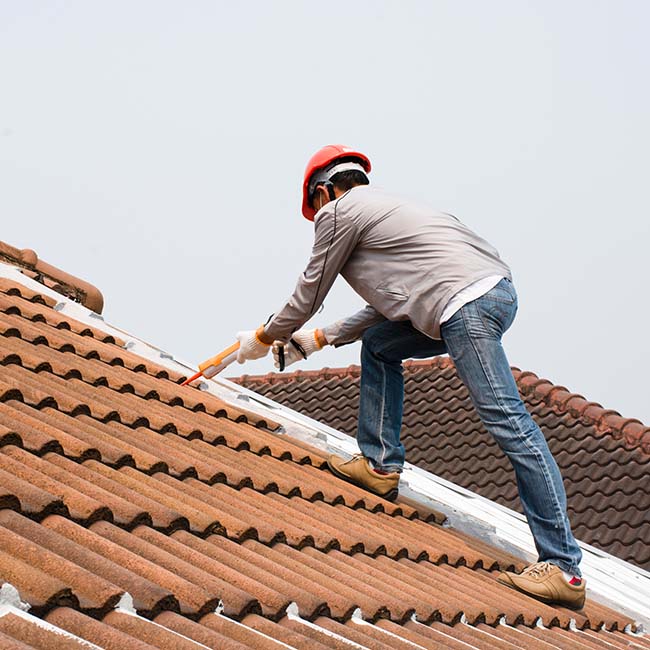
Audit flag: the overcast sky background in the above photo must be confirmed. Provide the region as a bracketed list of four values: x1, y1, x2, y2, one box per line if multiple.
[2, 2, 649, 424]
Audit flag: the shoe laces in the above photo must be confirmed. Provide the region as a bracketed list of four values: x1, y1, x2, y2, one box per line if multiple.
[521, 562, 553, 579]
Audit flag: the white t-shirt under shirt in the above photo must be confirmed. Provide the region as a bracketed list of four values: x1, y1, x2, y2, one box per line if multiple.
[439, 275, 504, 325]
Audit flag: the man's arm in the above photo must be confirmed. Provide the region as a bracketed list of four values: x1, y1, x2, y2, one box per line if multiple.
[321, 305, 386, 347]
[262, 208, 359, 343]
[270, 306, 385, 370]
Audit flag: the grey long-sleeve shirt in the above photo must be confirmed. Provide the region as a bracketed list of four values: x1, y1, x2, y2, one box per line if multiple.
[264, 185, 511, 345]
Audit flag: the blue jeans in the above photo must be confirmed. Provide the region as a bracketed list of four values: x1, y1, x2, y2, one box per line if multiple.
[358, 278, 582, 575]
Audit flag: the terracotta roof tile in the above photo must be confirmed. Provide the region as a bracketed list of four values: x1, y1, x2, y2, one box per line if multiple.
[0, 293, 117, 345]
[56, 461, 187, 532]
[0, 466, 66, 518]
[1, 511, 172, 615]
[0, 632, 31, 650]
[0, 611, 90, 649]
[0, 446, 110, 524]
[0, 277, 58, 307]
[235, 360, 650, 570]
[355, 619, 430, 649]
[44, 607, 158, 650]
[41, 516, 194, 617]
[0, 275, 646, 649]
[169, 478, 283, 543]
[284, 616, 387, 649]
[173, 530, 328, 620]
[244, 541, 399, 621]
[0, 401, 93, 460]
[102, 610, 206, 649]
[95, 522, 255, 619]
[0, 307, 279, 429]
[155, 611, 254, 650]
[0, 518, 124, 616]
[202, 615, 293, 649]
[0, 551, 77, 614]
[43, 454, 153, 528]
[241, 613, 334, 650]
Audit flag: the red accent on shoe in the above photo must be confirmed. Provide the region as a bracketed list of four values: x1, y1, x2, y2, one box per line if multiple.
[569, 577, 582, 586]
[373, 468, 390, 475]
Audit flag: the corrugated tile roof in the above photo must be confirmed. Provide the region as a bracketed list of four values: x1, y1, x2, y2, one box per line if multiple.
[235, 357, 650, 571]
[0, 267, 648, 648]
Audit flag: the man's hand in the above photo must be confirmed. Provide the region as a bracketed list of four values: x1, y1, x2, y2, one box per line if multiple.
[273, 329, 327, 370]
[236, 326, 272, 364]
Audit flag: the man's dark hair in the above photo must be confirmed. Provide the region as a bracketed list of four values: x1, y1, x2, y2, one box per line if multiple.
[331, 169, 370, 191]
[330, 156, 370, 192]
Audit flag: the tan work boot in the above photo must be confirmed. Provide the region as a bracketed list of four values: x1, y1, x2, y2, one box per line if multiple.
[327, 454, 400, 501]
[498, 561, 586, 610]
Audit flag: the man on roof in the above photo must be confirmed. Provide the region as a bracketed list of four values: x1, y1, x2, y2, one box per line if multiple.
[235, 144, 586, 610]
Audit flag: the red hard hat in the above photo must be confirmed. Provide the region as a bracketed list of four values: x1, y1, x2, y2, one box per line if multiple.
[301, 144, 371, 221]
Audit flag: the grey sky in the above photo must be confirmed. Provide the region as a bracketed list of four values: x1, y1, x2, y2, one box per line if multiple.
[2, 1, 649, 423]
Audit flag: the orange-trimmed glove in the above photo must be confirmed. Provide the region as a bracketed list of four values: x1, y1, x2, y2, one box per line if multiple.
[272, 329, 327, 370]
[236, 326, 272, 363]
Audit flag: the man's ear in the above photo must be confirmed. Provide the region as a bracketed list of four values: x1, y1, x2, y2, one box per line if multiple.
[313, 185, 328, 210]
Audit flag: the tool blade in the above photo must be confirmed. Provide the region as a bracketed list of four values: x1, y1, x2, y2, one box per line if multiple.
[181, 370, 203, 386]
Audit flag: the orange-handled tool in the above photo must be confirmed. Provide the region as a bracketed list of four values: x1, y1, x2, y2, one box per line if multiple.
[181, 342, 240, 386]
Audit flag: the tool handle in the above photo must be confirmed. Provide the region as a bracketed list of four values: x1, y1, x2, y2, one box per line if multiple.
[180, 341, 240, 386]
[198, 341, 240, 378]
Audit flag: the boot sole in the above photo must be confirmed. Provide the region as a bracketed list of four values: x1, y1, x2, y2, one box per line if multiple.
[497, 575, 585, 611]
[326, 460, 399, 502]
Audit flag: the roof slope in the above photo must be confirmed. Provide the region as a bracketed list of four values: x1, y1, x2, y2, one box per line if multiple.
[0, 271, 646, 648]
[235, 358, 650, 571]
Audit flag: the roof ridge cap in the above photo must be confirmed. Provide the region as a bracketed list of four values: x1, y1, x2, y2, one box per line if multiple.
[0, 240, 104, 313]
[233, 363, 362, 385]
[515, 370, 650, 453]
[404, 357, 455, 370]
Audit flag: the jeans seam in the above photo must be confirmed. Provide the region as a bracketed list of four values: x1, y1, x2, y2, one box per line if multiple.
[459, 306, 572, 561]
[371, 325, 438, 470]
[377, 358, 387, 467]
[476, 296, 510, 337]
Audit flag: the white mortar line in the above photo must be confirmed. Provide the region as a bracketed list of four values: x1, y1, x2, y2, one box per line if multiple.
[349, 609, 429, 649]
[0, 584, 101, 648]
[206, 611, 296, 649]
[406, 616, 479, 649]
[286, 603, 367, 648]
[113, 603, 213, 649]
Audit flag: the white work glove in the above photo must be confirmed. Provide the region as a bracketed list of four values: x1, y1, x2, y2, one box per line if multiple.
[272, 329, 326, 370]
[236, 326, 272, 364]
